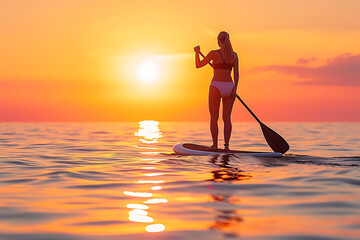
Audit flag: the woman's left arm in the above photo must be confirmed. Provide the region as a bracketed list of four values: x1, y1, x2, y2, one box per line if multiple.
[194, 46, 213, 68]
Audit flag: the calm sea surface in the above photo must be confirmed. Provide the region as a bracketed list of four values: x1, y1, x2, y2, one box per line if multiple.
[0, 122, 359, 240]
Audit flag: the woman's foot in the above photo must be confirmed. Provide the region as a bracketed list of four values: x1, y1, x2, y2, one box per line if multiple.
[208, 145, 218, 151]
[224, 144, 230, 151]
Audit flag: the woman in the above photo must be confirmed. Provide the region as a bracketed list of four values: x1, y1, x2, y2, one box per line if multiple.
[194, 31, 239, 151]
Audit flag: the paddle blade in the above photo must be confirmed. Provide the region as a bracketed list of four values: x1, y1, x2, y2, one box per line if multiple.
[260, 123, 289, 154]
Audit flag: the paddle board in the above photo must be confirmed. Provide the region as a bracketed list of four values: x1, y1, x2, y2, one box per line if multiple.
[173, 143, 283, 158]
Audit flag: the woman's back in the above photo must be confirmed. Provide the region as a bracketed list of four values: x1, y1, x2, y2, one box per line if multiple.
[212, 49, 236, 82]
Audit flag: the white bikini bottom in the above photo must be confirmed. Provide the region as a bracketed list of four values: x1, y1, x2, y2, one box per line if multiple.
[210, 81, 235, 98]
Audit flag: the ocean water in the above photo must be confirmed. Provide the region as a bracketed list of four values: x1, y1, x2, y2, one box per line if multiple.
[0, 121, 359, 240]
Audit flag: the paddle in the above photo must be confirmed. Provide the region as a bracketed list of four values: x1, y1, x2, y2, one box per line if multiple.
[198, 50, 289, 154]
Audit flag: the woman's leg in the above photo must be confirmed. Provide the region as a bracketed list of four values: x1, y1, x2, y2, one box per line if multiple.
[222, 91, 236, 150]
[209, 86, 221, 148]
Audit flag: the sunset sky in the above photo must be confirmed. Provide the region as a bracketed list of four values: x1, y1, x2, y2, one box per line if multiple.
[1, 0, 360, 122]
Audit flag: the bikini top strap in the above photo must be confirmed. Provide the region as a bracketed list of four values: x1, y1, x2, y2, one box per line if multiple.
[218, 50, 225, 63]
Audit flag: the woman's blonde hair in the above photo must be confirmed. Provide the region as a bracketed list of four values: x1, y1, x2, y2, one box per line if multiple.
[217, 31, 235, 64]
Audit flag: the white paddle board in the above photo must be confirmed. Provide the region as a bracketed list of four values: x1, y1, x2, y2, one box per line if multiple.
[173, 143, 283, 158]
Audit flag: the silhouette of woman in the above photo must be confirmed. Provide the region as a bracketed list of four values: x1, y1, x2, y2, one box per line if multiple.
[194, 31, 239, 150]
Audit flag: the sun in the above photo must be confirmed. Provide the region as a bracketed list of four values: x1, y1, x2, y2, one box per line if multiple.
[136, 61, 160, 83]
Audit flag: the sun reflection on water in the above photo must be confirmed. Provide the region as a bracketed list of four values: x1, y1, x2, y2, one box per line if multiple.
[129, 209, 148, 216]
[129, 214, 153, 223]
[123, 191, 152, 197]
[125, 120, 166, 233]
[144, 173, 163, 176]
[145, 224, 166, 232]
[137, 180, 165, 184]
[144, 198, 168, 204]
[135, 120, 162, 143]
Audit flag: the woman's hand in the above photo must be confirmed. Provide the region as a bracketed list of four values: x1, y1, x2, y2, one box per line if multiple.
[194, 45, 200, 53]
[231, 86, 237, 98]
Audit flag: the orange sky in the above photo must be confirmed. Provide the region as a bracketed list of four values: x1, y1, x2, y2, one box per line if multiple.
[1, 0, 360, 122]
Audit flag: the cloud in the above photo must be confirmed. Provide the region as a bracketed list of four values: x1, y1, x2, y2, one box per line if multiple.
[296, 57, 318, 65]
[258, 53, 360, 86]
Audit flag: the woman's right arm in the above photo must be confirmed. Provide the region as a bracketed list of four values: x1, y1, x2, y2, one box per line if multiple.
[233, 53, 239, 89]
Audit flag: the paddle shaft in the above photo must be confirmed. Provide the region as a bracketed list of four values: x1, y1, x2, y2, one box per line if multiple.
[198, 50, 262, 124]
